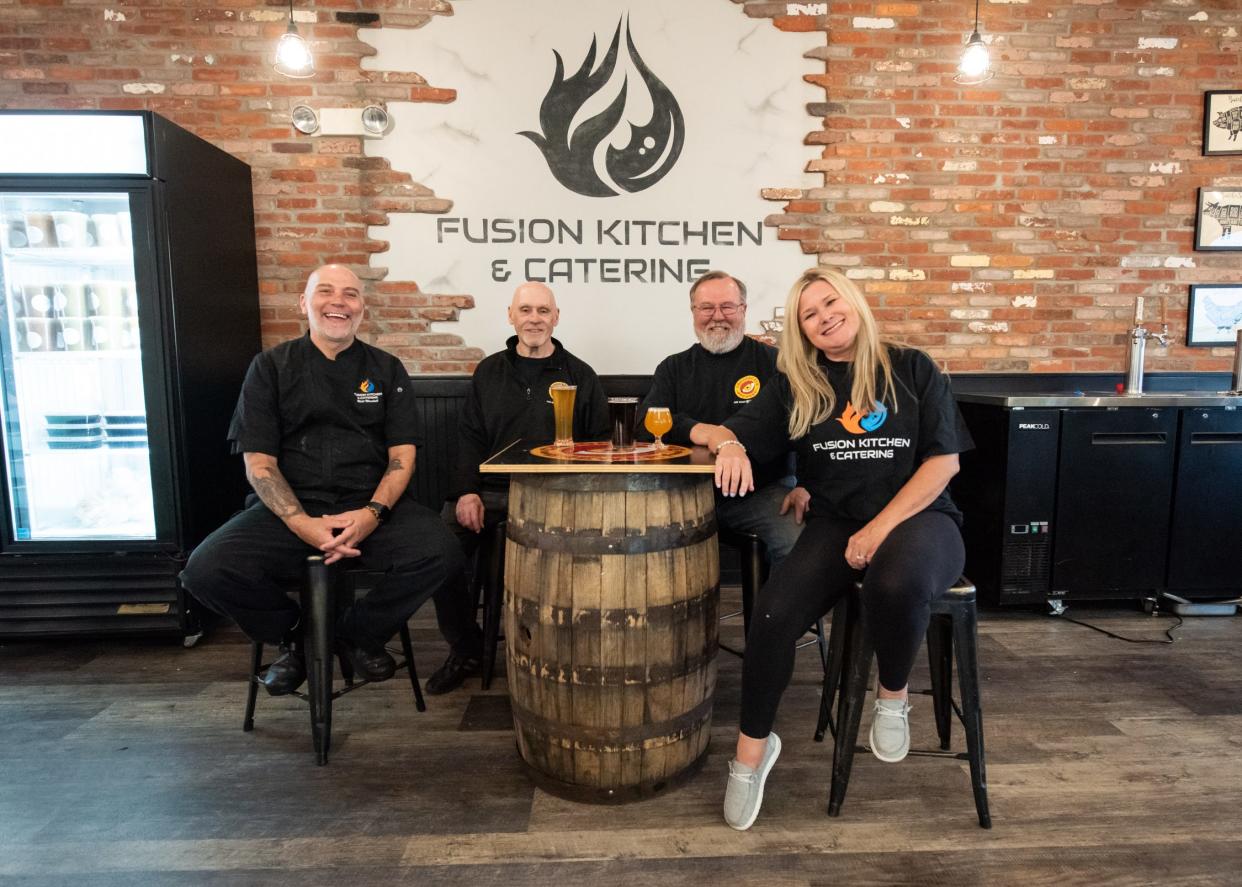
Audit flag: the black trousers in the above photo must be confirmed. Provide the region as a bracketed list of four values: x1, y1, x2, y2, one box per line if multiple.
[739, 510, 965, 739]
[182, 498, 466, 650]
[434, 489, 508, 659]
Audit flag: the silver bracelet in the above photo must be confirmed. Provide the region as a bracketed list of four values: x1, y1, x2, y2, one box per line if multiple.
[715, 439, 747, 455]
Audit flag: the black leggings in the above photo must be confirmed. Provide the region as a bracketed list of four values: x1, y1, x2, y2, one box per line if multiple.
[739, 510, 965, 739]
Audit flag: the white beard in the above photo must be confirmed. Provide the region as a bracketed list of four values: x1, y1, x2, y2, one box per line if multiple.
[696, 324, 746, 355]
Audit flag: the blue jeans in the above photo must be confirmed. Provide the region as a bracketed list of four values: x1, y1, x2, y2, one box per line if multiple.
[715, 480, 804, 566]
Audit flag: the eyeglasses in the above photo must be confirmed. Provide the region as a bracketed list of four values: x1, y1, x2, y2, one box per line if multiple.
[692, 302, 744, 318]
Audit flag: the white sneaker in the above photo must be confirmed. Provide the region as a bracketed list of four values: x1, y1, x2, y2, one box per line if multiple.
[869, 698, 911, 763]
[723, 732, 781, 830]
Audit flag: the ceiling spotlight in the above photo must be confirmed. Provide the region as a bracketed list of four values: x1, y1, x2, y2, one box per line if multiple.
[290, 105, 319, 135]
[361, 105, 391, 136]
[955, 0, 994, 85]
[274, 0, 314, 79]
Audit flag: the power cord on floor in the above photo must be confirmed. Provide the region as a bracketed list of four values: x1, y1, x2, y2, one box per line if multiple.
[1048, 600, 1183, 644]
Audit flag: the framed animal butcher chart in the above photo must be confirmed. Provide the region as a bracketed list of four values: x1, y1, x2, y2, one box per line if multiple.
[1203, 90, 1242, 156]
[1194, 187, 1242, 251]
[1186, 284, 1242, 347]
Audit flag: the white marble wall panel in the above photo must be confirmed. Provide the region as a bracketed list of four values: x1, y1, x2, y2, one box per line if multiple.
[363, 0, 821, 373]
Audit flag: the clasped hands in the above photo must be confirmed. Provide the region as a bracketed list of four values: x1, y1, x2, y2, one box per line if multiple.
[288, 508, 379, 564]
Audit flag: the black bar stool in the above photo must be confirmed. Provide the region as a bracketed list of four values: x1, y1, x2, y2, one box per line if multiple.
[717, 528, 766, 658]
[476, 518, 506, 690]
[718, 528, 828, 666]
[813, 576, 991, 828]
[242, 555, 426, 765]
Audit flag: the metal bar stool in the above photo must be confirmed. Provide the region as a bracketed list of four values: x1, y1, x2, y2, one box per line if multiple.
[242, 555, 427, 765]
[717, 528, 766, 659]
[477, 518, 506, 690]
[718, 528, 829, 665]
[813, 576, 991, 828]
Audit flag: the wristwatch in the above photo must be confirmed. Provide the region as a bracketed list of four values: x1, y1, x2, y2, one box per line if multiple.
[365, 501, 391, 524]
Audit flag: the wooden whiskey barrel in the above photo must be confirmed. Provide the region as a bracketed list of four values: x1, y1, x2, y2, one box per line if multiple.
[504, 471, 720, 803]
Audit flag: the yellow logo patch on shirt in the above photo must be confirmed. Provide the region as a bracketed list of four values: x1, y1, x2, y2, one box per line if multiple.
[734, 375, 760, 400]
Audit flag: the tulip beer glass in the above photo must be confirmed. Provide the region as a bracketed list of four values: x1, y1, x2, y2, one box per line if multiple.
[644, 406, 672, 448]
[550, 382, 576, 446]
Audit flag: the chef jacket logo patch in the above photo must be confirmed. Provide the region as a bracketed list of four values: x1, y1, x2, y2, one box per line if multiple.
[837, 401, 888, 435]
[734, 375, 760, 400]
[355, 379, 381, 405]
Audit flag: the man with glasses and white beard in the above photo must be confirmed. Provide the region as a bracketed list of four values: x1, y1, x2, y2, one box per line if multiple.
[637, 270, 804, 564]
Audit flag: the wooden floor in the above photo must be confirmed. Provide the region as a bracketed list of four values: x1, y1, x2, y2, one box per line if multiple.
[2, 593, 1241, 886]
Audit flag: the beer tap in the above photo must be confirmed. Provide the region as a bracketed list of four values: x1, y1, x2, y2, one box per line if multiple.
[1122, 296, 1169, 395]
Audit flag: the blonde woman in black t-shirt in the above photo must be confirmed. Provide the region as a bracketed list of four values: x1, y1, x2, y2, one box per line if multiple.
[693, 267, 973, 830]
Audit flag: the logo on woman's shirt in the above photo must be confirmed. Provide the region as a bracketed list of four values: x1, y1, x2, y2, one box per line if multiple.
[837, 401, 888, 434]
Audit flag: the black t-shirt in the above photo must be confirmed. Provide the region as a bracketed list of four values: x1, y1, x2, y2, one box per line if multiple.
[228, 333, 420, 508]
[638, 336, 787, 489]
[513, 353, 551, 390]
[725, 346, 972, 524]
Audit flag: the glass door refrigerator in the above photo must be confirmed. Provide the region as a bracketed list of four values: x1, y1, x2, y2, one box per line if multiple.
[0, 111, 261, 642]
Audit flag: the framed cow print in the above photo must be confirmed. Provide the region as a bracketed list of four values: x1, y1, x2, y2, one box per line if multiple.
[1194, 187, 1242, 251]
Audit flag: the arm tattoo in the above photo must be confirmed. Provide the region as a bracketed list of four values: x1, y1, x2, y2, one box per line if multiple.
[382, 457, 405, 478]
[247, 464, 305, 520]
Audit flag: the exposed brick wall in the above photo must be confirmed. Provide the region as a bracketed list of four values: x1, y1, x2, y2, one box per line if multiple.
[1, 0, 1239, 373]
[0, 0, 484, 371]
[762, 0, 1242, 372]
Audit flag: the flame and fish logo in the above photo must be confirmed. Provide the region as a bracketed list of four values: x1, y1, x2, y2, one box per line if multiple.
[358, 379, 376, 394]
[519, 16, 685, 198]
[837, 401, 888, 435]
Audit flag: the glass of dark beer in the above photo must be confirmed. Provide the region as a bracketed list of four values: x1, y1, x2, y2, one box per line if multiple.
[608, 397, 639, 449]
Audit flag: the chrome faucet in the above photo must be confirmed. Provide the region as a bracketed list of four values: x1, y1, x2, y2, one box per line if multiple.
[1123, 296, 1168, 395]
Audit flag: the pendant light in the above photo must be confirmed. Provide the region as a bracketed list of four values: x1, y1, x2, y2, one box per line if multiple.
[274, 0, 314, 79]
[955, 0, 993, 85]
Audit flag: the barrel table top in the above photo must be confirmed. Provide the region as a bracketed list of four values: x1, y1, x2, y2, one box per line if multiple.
[480, 439, 717, 474]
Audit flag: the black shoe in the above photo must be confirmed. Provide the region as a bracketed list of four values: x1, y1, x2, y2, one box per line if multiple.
[337, 639, 397, 683]
[425, 652, 481, 695]
[262, 644, 306, 696]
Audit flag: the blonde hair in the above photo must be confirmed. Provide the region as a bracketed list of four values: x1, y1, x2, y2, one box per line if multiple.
[777, 268, 897, 439]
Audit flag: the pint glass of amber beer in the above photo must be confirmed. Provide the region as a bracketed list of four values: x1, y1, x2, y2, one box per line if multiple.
[549, 382, 576, 446]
